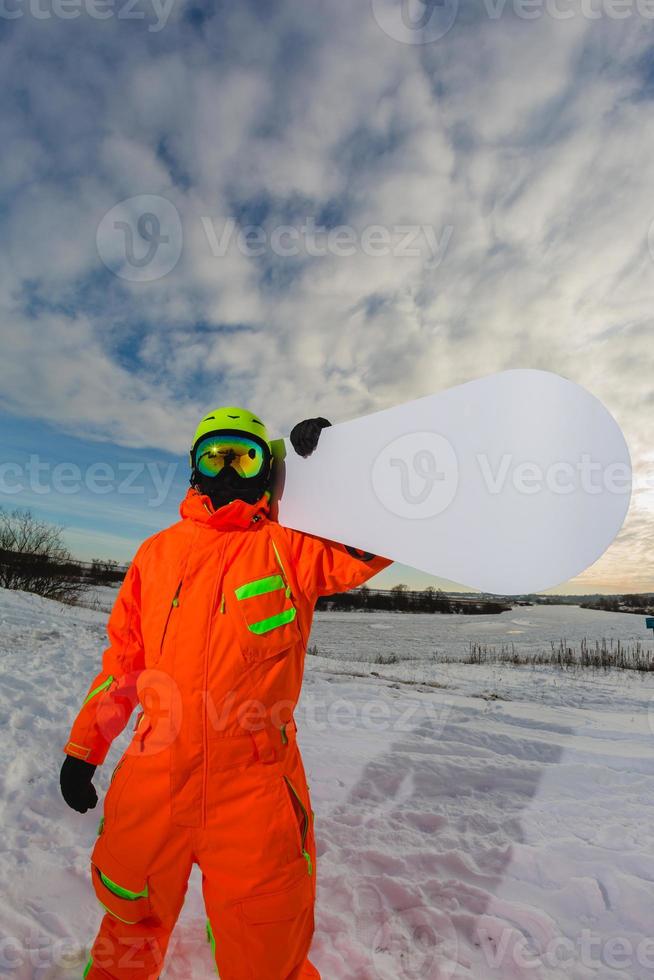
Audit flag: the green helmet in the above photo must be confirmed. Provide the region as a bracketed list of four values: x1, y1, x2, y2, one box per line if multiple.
[189, 406, 271, 468]
[189, 406, 273, 509]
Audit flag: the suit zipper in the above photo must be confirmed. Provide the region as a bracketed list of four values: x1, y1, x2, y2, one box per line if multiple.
[202, 545, 227, 827]
[160, 580, 183, 659]
[271, 539, 293, 599]
[110, 759, 124, 784]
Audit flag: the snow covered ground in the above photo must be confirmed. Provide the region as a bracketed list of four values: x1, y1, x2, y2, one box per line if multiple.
[0, 588, 653, 978]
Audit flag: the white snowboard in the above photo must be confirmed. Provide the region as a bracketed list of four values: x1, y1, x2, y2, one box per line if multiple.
[270, 370, 632, 595]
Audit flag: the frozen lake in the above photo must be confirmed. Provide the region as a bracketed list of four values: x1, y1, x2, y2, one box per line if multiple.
[83, 584, 653, 662]
[309, 603, 654, 664]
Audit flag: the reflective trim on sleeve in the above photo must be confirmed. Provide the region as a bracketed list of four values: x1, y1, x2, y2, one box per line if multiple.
[65, 741, 91, 761]
[83, 675, 115, 707]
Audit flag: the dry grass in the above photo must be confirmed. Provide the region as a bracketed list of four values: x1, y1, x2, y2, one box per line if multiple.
[446, 637, 654, 672]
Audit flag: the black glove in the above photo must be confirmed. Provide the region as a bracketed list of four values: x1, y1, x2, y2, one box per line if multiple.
[290, 417, 331, 457]
[60, 755, 98, 813]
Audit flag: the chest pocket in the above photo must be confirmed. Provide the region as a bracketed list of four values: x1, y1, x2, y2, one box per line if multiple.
[233, 550, 300, 662]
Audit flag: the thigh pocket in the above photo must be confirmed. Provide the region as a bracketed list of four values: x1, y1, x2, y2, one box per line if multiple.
[229, 868, 315, 980]
[238, 870, 313, 925]
[91, 838, 152, 925]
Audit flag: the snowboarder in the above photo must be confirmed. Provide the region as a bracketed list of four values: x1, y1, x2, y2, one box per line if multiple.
[60, 408, 390, 979]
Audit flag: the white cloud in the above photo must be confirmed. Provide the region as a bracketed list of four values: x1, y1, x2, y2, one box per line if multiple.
[0, 3, 653, 588]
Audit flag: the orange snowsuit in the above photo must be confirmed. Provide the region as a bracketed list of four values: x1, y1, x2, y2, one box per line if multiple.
[64, 488, 390, 979]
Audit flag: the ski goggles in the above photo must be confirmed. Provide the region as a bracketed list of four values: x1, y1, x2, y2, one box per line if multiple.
[194, 433, 269, 479]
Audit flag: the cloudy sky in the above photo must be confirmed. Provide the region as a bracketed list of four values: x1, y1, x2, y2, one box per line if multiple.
[0, 0, 652, 593]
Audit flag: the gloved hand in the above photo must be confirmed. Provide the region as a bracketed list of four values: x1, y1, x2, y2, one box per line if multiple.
[290, 417, 331, 457]
[60, 755, 98, 813]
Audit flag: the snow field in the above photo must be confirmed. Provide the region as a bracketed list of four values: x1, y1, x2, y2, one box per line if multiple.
[0, 590, 653, 978]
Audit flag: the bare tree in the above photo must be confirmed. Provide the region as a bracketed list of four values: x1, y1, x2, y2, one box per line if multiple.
[0, 508, 88, 603]
[390, 582, 409, 610]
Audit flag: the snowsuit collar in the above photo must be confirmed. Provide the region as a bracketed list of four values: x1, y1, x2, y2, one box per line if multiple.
[179, 486, 270, 531]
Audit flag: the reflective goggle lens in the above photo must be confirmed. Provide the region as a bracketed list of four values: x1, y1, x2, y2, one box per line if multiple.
[195, 435, 266, 479]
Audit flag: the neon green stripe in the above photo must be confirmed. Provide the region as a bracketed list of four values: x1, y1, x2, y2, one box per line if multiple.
[83, 955, 93, 978]
[235, 575, 285, 600]
[206, 919, 218, 971]
[248, 606, 296, 635]
[99, 871, 148, 901]
[99, 901, 141, 925]
[83, 675, 114, 707]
